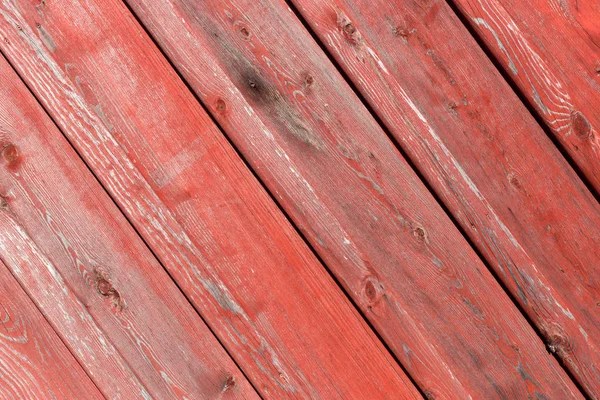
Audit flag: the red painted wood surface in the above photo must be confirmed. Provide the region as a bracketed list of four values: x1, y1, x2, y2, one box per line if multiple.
[288, 0, 600, 396]
[451, 0, 600, 194]
[0, 55, 258, 398]
[0, 0, 419, 398]
[0, 260, 102, 399]
[122, 0, 582, 397]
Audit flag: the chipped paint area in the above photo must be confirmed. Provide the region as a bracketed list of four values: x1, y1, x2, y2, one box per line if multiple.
[472, 18, 518, 75]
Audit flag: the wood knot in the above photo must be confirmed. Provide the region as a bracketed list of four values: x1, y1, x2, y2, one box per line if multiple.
[222, 376, 235, 392]
[304, 73, 314, 88]
[362, 277, 384, 308]
[508, 173, 523, 190]
[2, 144, 22, 170]
[337, 13, 362, 45]
[96, 278, 112, 296]
[215, 98, 227, 114]
[546, 334, 572, 357]
[343, 22, 356, 35]
[237, 24, 252, 41]
[393, 26, 414, 39]
[412, 226, 428, 242]
[95, 275, 124, 311]
[570, 110, 591, 139]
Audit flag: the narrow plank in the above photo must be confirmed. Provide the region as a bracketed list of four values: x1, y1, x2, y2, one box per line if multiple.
[0, 259, 102, 399]
[120, 0, 582, 397]
[450, 0, 600, 193]
[0, 0, 420, 398]
[288, 0, 600, 396]
[0, 56, 258, 398]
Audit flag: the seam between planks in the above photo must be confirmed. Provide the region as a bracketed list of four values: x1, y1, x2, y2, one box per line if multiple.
[0, 49, 263, 400]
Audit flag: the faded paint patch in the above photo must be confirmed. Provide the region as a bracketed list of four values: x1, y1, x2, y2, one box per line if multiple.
[201, 279, 243, 315]
[36, 24, 56, 52]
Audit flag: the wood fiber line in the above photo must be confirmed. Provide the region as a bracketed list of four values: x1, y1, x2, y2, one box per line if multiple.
[0, 0, 420, 398]
[0, 259, 102, 399]
[450, 0, 600, 195]
[121, 0, 582, 398]
[0, 56, 258, 398]
[288, 0, 600, 396]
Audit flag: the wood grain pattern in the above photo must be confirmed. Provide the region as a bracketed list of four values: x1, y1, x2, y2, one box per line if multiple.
[451, 0, 600, 194]
[0, 0, 419, 398]
[0, 259, 102, 399]
[0, 55, 258, 399]
[287, 0, 600, 396]
[122, 0, 583, 397]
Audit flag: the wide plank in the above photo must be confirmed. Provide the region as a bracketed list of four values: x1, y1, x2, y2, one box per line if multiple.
[0, 56, 258, 398]
[451, 0, 600, 193]
[0, 0, 419, 398]
[121, 0, 581, 397]
[288, 0, 600, 396]
[0, 260, 102, 399]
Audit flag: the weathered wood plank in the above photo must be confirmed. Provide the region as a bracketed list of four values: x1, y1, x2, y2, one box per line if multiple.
[0, 56, 258, 398]
[121, 0, 583, 397]
[0, 0, 419, 398]
[0, 259, 102, 399]
[451, 0, 600, 193]
[288, 0, 600, 396]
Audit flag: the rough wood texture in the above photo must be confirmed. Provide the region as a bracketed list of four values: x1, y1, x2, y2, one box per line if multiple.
[122, 0, 582, 397]
[0, 260, 102, 399]
[0, 55, 258, 398]
[451, 0, 600, 194]
[0, 0, 419, 398]
[288, 0, 600, 396]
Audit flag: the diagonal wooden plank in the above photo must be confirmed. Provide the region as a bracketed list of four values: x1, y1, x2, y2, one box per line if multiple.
[0, 55, 259, 398]
[0, 259, 102, 399]
[286, 0, 600, 396]
[0, 0, 419, 398]
[449, 0, 600, 195]
[119, 0, 582, 397]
